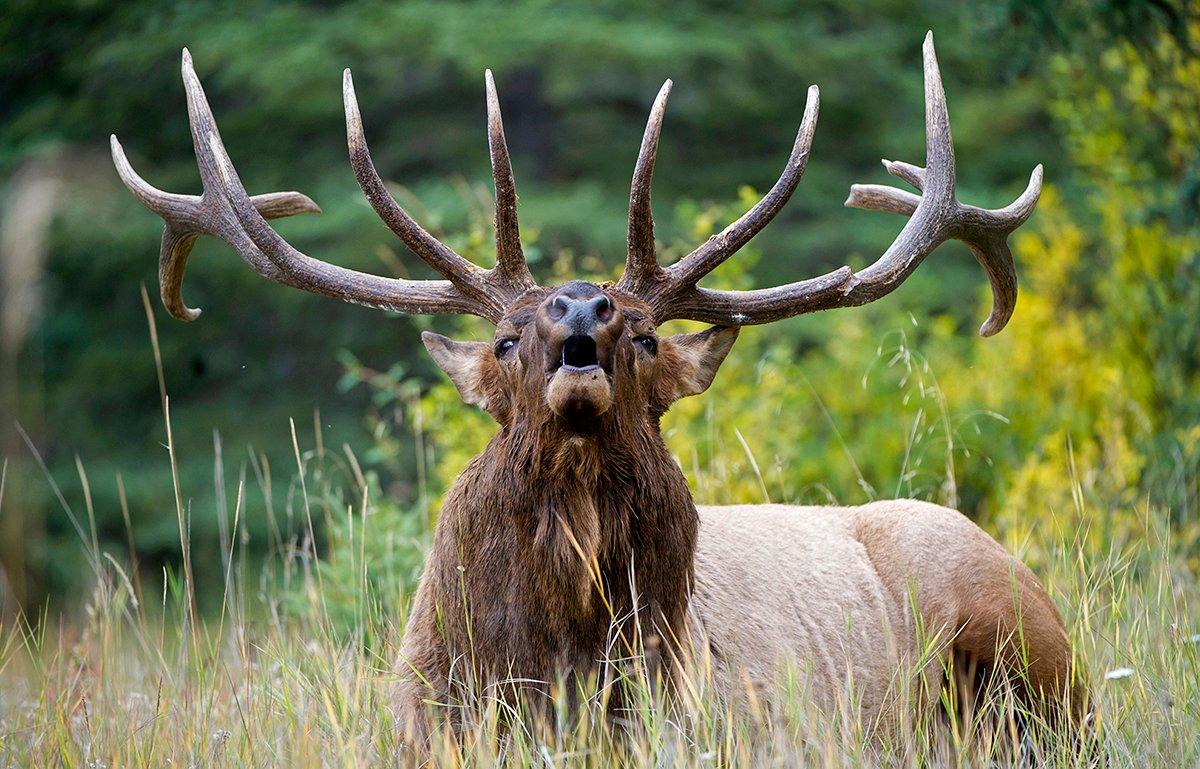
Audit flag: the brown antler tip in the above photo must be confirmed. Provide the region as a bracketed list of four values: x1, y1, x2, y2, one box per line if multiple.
[638, 79, 673, 165]
[485, 69, 501, 124]
[1019, 163, 1046, 216]
[181, 48, 205, 99]
[797, 86, 821, 154]
[164, 285, 203, 322]
[843, 184, 867, 208]
[342, 69, 367, 153]
[110, 133, 177, 216]
[801, 85, 820, 133]
[253, 191, 322, 218]
[649, 79, 673, 116]
[342, 68, 356, 109]
[657, 79, 674, 109]
[922, 32, 942, 90]
[110, 133, 137, 186]
[979, 293, 1016, 337]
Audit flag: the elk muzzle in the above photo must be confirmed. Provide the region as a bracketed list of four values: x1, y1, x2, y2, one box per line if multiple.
[537, 282, 624, 422]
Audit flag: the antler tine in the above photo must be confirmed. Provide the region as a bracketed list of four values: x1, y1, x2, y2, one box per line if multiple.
[917, 31, 955, 203]
[343, 70, 508, 309]
[646, 31, 1043, 337]
[485, 69, 535, 292]
[618, 79, 672, 296]
[663, 84, 820, 291]
[110, 48, 321, 321]
[882, 159, 925, 191]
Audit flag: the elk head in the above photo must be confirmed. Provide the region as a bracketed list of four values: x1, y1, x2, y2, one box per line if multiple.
[112, 33, 1042, 440]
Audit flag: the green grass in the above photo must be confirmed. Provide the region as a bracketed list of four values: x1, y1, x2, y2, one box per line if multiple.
[2, 422, 1198, 767]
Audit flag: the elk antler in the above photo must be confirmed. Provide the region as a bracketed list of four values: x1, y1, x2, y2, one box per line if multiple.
[619, 32, 1042, 337]
[621, 79, 673, 297]
[112, 50, 535, 323]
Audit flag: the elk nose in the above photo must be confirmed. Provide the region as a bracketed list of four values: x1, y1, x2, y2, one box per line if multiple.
[549, 293, 614, 333]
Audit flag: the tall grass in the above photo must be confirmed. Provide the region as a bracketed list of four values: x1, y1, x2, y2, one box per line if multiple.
[0, 307, 1196, 767]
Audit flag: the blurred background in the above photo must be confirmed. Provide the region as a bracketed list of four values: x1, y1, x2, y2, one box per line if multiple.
[0, 0, 1195, 618]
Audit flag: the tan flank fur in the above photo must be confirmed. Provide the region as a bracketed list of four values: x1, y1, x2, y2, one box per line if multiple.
[113, 30, 1084, 757]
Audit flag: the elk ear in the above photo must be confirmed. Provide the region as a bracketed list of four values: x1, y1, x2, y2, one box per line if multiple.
[422, 331, 494, 410]
[658, 325, 740, 402]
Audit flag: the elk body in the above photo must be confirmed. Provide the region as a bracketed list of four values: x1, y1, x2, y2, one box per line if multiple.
[113, 32, 1085, 752]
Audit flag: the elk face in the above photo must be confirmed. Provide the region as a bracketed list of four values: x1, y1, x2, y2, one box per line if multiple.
[422, 280, 739, 431]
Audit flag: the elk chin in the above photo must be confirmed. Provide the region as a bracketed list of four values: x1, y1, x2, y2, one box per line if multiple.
[547, 367, 613, 423]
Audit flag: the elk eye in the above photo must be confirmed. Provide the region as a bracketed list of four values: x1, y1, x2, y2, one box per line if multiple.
[635, 335, 657, 355]
[494, 338, 518, 358]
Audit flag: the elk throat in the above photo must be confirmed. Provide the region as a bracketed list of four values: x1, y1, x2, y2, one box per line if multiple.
[535, 436, 605, 609]
[426, 422, 699, 683]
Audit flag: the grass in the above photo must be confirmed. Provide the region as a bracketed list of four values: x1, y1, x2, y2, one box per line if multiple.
[1, 448, 1197, 767]
[0, 304, 1196, 767]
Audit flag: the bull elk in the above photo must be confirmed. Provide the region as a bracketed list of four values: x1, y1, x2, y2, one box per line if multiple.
[112, 32, 1086, 753]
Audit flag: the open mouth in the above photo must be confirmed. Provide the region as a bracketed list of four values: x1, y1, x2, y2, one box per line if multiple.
[559, 334, 600, 371]
[546, 333, 613, 419]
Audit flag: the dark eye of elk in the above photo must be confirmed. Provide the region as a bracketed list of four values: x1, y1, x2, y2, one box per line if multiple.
[635, 335, 657, 355]
[495, 338, 518, 358]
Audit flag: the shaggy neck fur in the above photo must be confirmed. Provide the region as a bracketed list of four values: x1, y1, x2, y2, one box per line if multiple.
[421, 409, 698, 688]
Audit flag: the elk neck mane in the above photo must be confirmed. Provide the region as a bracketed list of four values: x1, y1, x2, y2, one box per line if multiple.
[426, 399, 699, 674]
